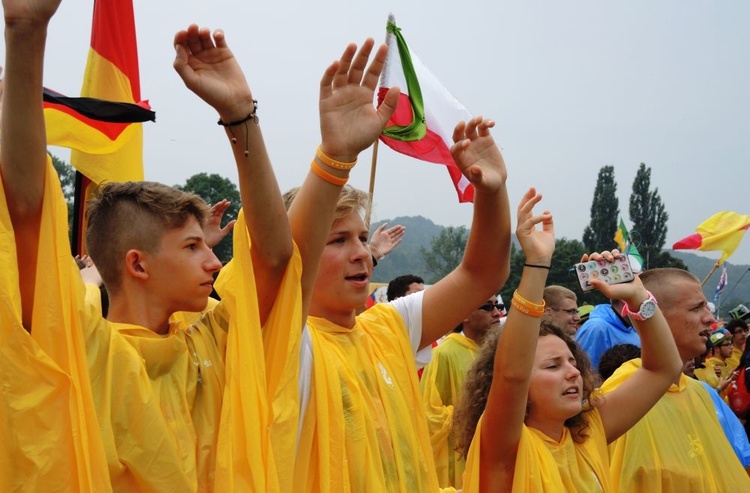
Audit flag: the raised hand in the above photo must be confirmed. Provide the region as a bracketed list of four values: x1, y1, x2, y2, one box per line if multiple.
[369, 223, 405, 258]
[319, 39, 399, 163]
[450, 116, 508, 194]
[173, 25, 254, 122]
[515, 188, 554, 266]
[204, 199, 236, 248]
[2, 0, 61, 25]
[581, 250, 649, 305]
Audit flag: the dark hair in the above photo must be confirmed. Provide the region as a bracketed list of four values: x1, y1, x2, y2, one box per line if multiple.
[386, 274, 424, 301]
[598, 344, 641, 381]
[726, 318, 748, 335]
[454, 322, 596, 458]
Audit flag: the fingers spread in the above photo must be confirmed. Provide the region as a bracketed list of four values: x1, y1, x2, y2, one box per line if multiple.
[348, 38, 375, 86]
[362, 43, 388, 91]
[333, 43, 357, 89]
[320, 61, 339, 99]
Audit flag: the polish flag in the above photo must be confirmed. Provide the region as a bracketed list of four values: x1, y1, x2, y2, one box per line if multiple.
[378, 15, 475, 203]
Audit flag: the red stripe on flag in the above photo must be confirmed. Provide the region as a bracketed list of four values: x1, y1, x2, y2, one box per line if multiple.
[44, 101, 129, 140]
[673, 233, 703, 250]
[379, 91, 473, 203]
[90, 0, 140, 99]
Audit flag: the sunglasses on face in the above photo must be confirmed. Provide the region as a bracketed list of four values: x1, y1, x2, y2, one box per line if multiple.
[479, 302, 505, 312]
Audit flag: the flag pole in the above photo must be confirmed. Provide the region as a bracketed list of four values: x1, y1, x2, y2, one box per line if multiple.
[364, 139, 379, 228]
[701, 260, 720, 286]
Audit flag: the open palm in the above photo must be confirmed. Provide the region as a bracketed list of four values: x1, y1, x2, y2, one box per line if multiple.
[319, 39, 398, 161]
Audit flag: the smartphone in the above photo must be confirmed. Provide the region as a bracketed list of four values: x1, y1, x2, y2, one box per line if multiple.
[574, 256, 634, 292]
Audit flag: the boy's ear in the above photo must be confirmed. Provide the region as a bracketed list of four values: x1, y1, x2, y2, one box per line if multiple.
[124, 249, 149, 281]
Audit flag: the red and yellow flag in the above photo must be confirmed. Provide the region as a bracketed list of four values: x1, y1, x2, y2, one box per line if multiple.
[44, 87, 154, 155]
[673, 211, 750, 265]
[70, 0, 146, 253]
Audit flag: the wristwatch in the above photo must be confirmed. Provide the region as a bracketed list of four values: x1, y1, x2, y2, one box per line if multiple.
[620, 291, 658, 321]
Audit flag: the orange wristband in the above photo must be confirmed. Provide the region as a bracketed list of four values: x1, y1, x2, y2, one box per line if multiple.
[316, 146, 357, 171]
[511, 290, 545, 317]
[310, 160, 348, 186]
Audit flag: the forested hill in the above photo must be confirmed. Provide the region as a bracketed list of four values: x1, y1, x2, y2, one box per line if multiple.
[371, 216, 750, 317]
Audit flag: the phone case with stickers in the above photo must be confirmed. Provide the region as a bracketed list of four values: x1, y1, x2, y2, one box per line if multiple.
[574, 256, 634, 292]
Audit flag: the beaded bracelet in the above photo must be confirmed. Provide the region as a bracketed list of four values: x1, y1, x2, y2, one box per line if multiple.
[316, 146, 357, 171]
[217, 100, 259, 157]
[511, 290, 546, 318]
[310, 160, 348, 186]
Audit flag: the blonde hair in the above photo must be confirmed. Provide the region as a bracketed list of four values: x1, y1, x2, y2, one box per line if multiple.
[86, 181, 209, 293]
[283, 185, 370, 221]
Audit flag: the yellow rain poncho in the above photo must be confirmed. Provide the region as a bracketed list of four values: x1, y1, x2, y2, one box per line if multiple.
[294, 303, 454, 493]
[0, 159, 112, 492]
[1, 160, 302, 492]
[726, 346, 742, 372]
[601, 359, 750, 492]
[462, 409, 610, 492]
[419, 333, 478, 489]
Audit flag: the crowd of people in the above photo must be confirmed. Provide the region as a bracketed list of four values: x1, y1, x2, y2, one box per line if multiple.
[1, 1, 749, 491]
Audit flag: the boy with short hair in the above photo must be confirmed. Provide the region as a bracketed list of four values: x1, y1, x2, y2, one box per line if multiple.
[1, 4, 299, 490]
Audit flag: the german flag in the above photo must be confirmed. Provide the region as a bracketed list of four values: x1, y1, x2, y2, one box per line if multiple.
[70, 0, 147, 254]
[44, 87, 154, 154]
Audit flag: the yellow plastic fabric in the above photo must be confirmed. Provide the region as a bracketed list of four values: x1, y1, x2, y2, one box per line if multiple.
[601, 359, 750, 492]
[1, 160, 302, 492]
[212, 210, 302, 493]
[294, 303, 454, 493]
[0, 158, 112, 492]
[419, 333, 478, 489]
[170, 297, 220, 329]
[462, 409, 610, 492]
[726, 346, 741, 372]
[694, 363, 720, 388]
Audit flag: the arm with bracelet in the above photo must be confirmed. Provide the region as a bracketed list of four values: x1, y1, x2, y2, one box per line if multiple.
[286, 39, 399, 322]
[174, 25, 292, 324]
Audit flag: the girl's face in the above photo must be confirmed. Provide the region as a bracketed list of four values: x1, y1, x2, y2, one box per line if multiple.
[525, 335, 583, 439]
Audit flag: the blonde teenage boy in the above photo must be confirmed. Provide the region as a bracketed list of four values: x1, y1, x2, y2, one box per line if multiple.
[286, 39, 511, 492]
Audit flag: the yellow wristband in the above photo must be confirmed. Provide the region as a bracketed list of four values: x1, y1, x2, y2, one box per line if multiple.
[316, 146, 357, 171]
[310, 160, 348, 186]
[511, 290, 546, 317]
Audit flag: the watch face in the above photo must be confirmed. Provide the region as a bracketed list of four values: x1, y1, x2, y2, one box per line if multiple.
[640, 299, 657, 319]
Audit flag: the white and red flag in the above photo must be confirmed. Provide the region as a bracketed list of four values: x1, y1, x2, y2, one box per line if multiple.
[378, 14, 475, 203]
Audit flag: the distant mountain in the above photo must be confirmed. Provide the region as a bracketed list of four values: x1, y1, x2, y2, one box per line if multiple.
[370, 216, 444, 283]
[370, 216, 750, 317]
[670, 251, 750, 316]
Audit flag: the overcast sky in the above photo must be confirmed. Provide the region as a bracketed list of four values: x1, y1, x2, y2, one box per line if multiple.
[5, 1, 749, 269]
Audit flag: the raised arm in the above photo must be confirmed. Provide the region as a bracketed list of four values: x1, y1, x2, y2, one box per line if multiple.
[1, 0, 62, 329]
[369, 223, 405, 261]
[173, 25, 291, 324]
[420, 117, 511, 349]
[287, 39, 398, 321]
[479, 189, 554, 489]
[588, 253, 683, 443]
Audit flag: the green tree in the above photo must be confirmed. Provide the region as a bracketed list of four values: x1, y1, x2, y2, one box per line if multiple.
[51, 154, 75, 241]
[629, 163, 675, 269]
[420, 226, 468, 283]
[176, 173, 240, 263]
[500, 237, 607, 305]
[582, 165, 619, 253]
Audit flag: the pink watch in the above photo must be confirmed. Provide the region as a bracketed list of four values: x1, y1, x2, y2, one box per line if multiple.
[620, 291, 658, 321]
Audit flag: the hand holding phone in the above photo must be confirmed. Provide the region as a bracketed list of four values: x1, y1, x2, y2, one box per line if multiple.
[574, 255, 634, 292]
